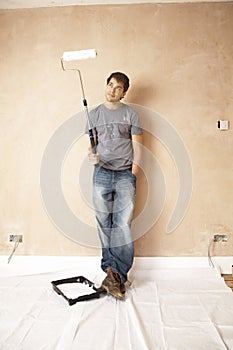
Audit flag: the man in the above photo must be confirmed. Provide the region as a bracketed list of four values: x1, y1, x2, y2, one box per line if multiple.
[87, 72, 143, 300]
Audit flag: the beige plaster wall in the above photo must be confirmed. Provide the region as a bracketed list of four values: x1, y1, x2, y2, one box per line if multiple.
[0, 3, 233, 257]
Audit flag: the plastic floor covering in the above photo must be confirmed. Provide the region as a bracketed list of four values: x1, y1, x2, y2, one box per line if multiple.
[0, 258, 233, 350]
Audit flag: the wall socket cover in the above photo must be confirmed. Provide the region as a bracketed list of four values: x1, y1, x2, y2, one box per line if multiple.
[9, 234, 23, 242]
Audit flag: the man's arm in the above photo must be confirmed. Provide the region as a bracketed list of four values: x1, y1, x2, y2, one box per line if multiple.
[132, 134, 143, 177]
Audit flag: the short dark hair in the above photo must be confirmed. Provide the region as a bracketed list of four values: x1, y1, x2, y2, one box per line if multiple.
[107, 72, 130, 92]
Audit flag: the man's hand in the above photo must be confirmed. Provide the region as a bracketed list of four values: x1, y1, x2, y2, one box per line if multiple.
[132, 163, 140, 177]
[88, 152, 99, 165]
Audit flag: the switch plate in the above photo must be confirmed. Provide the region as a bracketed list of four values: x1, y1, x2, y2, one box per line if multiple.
[218, 120, 229, 130]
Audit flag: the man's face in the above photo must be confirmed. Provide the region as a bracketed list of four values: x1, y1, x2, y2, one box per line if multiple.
[105, 78, 126, 103]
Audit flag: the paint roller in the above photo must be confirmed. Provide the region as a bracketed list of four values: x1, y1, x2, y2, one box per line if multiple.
[61, 49, 97, 153]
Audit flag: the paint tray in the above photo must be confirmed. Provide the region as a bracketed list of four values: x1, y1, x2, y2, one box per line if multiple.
[51, 276, 106, 306]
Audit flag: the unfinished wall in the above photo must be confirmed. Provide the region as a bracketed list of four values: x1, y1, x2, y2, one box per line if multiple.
[0, 3, 233, 257]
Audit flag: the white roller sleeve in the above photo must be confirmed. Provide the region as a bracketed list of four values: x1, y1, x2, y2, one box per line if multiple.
[62, 49, 97, 61]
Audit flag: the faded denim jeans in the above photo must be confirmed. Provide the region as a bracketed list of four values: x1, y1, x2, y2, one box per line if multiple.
[93, 166, 136, 283]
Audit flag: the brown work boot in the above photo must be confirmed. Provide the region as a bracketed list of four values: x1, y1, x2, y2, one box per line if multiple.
[101, 268, 125, 300]
[120, 283, 126, 294]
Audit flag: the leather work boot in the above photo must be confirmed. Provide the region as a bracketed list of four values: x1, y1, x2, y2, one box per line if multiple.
[120, 283, 126, 294]
[101, 267, 125, 300]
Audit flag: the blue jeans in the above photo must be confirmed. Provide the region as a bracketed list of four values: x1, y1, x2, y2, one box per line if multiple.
[93, 166, 136, 283]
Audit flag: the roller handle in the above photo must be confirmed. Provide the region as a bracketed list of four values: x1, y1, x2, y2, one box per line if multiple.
[89, 129, 97, 154]
[83, 98, 97, 154]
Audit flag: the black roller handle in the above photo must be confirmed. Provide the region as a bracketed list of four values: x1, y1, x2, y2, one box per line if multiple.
[83, 98, 97, 154]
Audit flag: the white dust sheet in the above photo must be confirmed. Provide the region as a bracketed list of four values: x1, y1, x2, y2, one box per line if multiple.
[0, 260, 233, 350]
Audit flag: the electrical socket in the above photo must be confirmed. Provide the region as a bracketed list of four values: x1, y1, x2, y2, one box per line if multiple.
[213, 234, 228, 242]
[9, 234, 23, 243]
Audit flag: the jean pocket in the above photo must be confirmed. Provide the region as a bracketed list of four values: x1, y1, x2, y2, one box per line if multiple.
[126, 170, 137, 183]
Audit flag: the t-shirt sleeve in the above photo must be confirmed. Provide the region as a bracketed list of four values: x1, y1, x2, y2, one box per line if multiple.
[131, 110, 143, 135]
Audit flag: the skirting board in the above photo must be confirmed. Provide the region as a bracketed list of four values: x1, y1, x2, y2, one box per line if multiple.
[0, 256, 232, 276]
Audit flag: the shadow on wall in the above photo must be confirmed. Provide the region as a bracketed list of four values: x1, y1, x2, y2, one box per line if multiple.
[127, 85, 156, 106]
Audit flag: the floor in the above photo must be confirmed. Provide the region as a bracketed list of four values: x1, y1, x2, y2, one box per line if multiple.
[1, 257, 233, 349]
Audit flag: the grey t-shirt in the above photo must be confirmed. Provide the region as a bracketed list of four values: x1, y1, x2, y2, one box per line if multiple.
[87, 103, 142, 170]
